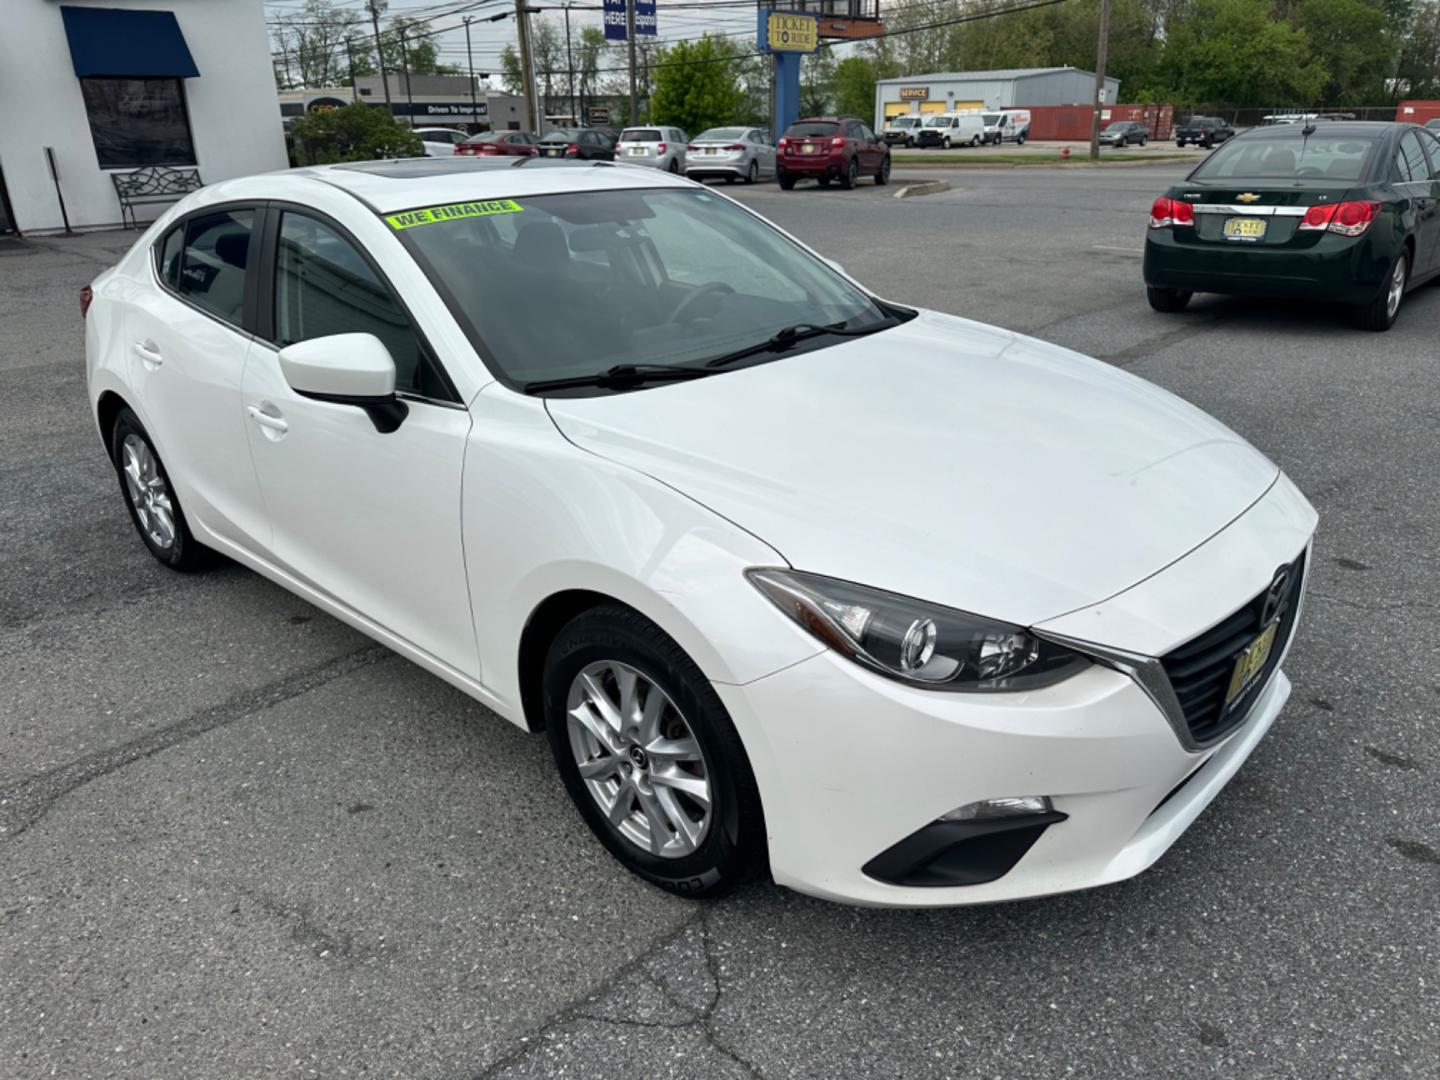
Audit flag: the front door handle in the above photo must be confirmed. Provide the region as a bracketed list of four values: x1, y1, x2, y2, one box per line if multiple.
[132, 340, 162, 368]
[246, 405, 289, 435]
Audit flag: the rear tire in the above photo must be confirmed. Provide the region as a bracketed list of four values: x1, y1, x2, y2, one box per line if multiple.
[971, 134, 981, 147]
[667, 158, 679, 174]
[1017, 134, 1025, 145]
[942, 137, 951, 150]
[1146, 286, 1193, 313]
[875, 155, 891, 185]
[745, 160, 758, 184]
[543, 605, 766, 899]
[840, 158, 858, 189]
[110, 407, 211, 571]
[1354, 252, 1408, 331]
[778, 169, 795, 190]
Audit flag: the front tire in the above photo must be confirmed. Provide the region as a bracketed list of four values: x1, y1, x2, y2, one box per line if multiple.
[1355, 252, 1408, 331]
[1146, 285, 1193, 312]
[110, 407, 210, 571]
[543, 605, 766, 899]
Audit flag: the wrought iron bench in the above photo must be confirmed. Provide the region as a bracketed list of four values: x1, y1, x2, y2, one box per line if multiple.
[111, 166, 203, 229]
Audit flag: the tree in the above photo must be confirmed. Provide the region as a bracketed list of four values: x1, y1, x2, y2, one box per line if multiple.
[272, 0, 363, 88]
[650, 36, 748, 132]
[291, 101, 424, 162]
[833, 56, 879, 119]
[800, 48, 837, 116]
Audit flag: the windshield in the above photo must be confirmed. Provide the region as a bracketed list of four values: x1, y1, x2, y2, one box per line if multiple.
[1103, 123, 1128, 133]
[698, 127, 747, 141]
[786, 121, 837, 138]
[982, 113, 1001, 125]
[394, 188, 891, 391]
[892, 117, 918, 128]
[1192, 134, 1378, 182]
[924, 116, 951, 128]
[620, 128, 661, 141]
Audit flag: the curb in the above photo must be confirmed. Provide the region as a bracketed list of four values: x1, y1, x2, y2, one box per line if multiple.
[893, 179, 951, 199]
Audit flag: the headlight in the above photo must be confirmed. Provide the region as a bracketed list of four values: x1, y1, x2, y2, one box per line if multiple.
[747, 569, 1089, 692]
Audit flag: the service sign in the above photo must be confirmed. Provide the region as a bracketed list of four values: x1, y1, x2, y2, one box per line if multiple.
[898, 86, 929, 101]
[765, 12, 818, 53]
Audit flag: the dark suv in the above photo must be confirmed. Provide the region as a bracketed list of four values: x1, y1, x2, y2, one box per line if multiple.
[777, 117, 891, 190]
[1175, 116, 1235, 149]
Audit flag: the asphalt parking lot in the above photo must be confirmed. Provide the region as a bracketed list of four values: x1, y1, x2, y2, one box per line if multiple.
[2, 163, 1437, 1079]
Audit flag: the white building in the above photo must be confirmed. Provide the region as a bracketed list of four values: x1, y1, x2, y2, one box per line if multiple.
[0, 0, 286, 234]
[874, 67, 1121, 127]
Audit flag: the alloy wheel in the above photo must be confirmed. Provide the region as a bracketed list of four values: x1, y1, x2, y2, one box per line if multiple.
[566, 660, 712, 858]
[1387, 256, 1406, 319]
[120, 434, 175, 550]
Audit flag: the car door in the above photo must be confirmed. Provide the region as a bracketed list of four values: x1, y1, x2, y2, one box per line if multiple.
[1397, 130, 1440, 275]
[125, 206, 272, 552]
[1407, 129, 1440, 276]
[239, 206, 480, 676]
[857, 122, 882, 168]
[750, 129, 774, 175]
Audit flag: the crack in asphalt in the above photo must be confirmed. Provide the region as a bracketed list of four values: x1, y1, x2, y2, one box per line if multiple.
[471, 908, 767, 1079]
[0, 643, 390, 842]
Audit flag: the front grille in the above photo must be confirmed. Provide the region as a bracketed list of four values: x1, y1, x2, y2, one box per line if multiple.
[1160, 552, 1306, 744]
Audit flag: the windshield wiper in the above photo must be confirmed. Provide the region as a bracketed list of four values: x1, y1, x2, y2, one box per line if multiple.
[524, 363, 715, 394]
[704, 318, 895, 370]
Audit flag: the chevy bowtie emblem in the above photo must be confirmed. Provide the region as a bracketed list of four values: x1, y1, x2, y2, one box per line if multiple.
[1236, 192, 1262, 203]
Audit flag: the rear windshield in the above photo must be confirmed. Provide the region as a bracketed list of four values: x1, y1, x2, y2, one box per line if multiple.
[1192, 134, 1378, 182]
[698, 127, 747, 140]
[539, 129, 583, 142]
[621, 129, 662, 141]
[465, 132, 504, 143]
[786, 122, 837, 137]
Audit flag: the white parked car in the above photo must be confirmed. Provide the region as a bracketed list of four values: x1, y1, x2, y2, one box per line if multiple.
[414, 127, 470, 157]
[82, 160, 1316, 906]
[615, 126, 688, 172]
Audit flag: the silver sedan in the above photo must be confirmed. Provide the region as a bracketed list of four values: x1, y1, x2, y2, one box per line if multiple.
[684, 127, 775, 184]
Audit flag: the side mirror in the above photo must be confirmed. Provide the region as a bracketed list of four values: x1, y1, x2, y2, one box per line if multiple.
[278, 333, 409, 434]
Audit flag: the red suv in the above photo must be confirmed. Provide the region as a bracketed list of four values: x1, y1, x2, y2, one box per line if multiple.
[777, 117, 891, 190]
[455, 131, 538, 157]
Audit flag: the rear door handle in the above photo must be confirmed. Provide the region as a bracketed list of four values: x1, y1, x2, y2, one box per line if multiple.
[246, 405, 288, 434]
[132, 341, 162, 368]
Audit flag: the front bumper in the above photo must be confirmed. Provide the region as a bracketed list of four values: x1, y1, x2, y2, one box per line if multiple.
[716, 473, 1316, 907]
[1144, 227, 1392, 303]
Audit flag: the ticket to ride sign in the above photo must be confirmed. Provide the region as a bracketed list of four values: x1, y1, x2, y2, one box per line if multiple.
[762, 11, 818, 53]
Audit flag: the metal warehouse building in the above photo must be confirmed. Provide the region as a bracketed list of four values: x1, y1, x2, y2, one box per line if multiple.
[874, 67, 1121, 126]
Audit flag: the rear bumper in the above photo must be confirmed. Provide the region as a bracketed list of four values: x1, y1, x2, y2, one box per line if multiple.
[1143, 228, 1392, 303]
[778, 153, 845, 176]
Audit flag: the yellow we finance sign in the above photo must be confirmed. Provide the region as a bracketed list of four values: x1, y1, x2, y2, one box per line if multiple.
[385, 199, 524, 230]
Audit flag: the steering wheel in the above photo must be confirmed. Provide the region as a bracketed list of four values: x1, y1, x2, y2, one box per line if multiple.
[668, 281, 735, 324]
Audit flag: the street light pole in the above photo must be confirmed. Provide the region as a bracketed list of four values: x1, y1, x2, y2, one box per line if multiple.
[563, 2, 576, 126]
[464, 16, 479, 128]
[515, 0, 542, 133]
[1089, 0, 1110, 162]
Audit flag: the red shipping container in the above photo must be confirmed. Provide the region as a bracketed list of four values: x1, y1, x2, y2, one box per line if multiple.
[1021, 103, 1174, 141]
[1397, 100, 1440, 125]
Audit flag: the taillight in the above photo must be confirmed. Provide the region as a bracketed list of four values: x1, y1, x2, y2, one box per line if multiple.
[1297, 200, 1378, 236]
[1148, 196, 1194, 228]
[830, 136, 845, 148]
[566, 143, 579, 156]
[777, 138, 788, 148]
[657, 142, 666, 153]
[727, 144, 745, 151]
[686, 144, 697, 151]
[80, 284, 94, 319]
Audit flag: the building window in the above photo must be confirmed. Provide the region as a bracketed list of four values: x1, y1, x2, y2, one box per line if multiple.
[80, 78, 196, 170]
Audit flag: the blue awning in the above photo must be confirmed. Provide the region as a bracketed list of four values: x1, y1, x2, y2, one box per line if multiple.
[61, 7, 199, 79]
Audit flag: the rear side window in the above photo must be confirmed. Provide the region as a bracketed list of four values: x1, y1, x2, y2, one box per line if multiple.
[178, 209, 254, 325]
[273, 211, 451, 401]
[1398, 131, 1431, 181]
[156, 224, 184, 289]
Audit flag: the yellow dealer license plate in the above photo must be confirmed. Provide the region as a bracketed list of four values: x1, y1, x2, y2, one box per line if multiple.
[1225, 621, 1279, 706]
[1223, 217, 1267, 241]
[801, 143, 816, 154]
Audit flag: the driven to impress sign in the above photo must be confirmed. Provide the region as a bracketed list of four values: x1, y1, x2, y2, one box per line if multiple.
[765, 12, 817, 52]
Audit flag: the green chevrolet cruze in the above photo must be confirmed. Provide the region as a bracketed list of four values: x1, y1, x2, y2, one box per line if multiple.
[1143, 122, 1440, 331]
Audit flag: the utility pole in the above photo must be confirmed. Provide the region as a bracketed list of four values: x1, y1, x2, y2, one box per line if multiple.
[464, 16, 479, 128]
[367, 0, 393, 116]
[515, 0, 542, 133]
[626, 0, 637, 125]
[563, 3, 576, 126]
[1089, 0, 1110, 162]
[345, 38, 358, 101]
[399, 28, 415, 127]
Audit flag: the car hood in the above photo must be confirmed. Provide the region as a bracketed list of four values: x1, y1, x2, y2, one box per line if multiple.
[545, 311, 1279, 629]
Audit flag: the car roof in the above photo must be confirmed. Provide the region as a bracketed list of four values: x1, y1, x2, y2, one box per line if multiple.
[1242, 121, 1398, 140]
[276, 157, 693, 214]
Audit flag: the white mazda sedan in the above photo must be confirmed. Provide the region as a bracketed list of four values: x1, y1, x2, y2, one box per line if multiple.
[83, 159, 1316, 906]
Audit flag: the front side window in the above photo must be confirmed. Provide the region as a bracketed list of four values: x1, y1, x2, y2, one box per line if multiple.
[80, 78, 195, 169]
[274, 212, 449, 400]
[177, 209, 253, 325]
[1399, 131, 1431, 181]
[394, 187, 894, 390]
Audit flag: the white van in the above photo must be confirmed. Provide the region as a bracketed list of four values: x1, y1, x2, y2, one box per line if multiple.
[980, 110, 1032, 145]
[882, 115, 924, 147]
[914, 112, 986, 149]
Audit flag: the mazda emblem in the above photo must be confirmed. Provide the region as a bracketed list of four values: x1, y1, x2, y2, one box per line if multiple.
[1261, 566, 1290, 624]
